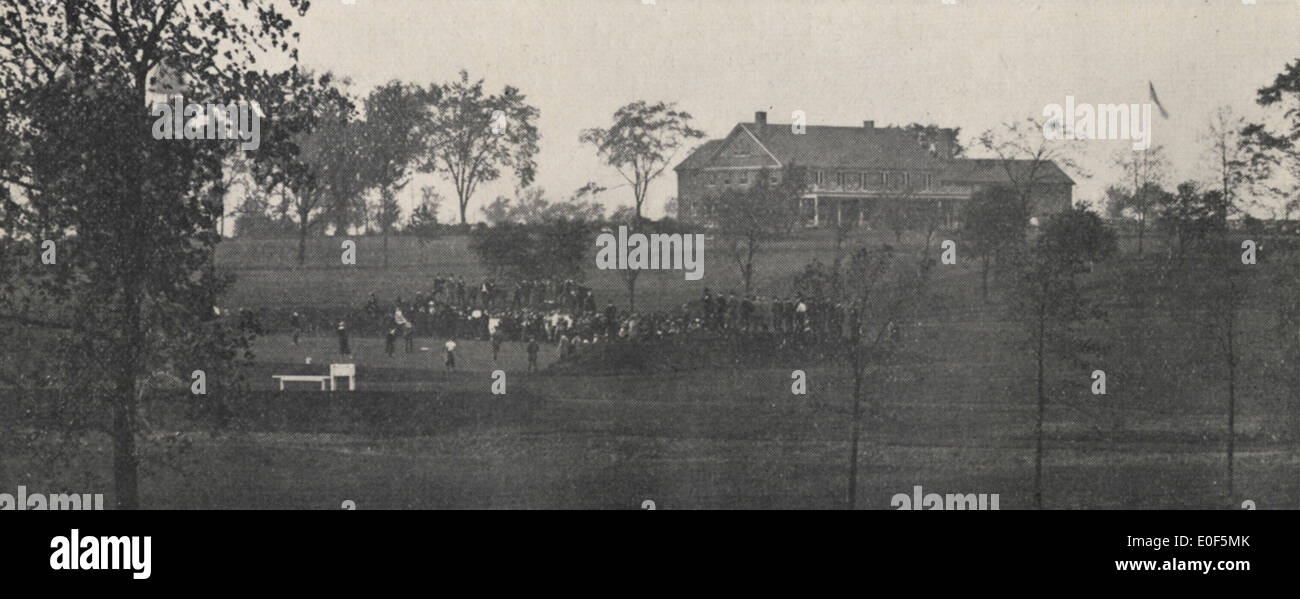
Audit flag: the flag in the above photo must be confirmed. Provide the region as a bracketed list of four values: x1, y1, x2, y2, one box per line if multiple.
[1148, 82, 1169, 119]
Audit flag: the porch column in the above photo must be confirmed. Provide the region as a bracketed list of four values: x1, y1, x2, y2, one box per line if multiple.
[836, 199, 842, 228]
[812, 196, 819, 226]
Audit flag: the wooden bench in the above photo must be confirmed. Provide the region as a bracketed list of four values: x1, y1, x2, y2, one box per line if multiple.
[272, 375, 330, 391]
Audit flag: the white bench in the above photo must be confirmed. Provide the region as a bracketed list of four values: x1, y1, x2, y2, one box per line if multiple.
[272, 374, 330, 391]
[273, 363, 355, 392]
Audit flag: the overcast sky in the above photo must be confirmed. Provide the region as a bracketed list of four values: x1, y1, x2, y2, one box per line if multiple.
[283, 0, 1300, 223]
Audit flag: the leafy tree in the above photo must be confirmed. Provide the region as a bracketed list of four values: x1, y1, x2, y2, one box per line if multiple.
[468, 220, 595, 282]
[1155, 181, 1229, 260]
[904, 122, 963, 158]
[360, 81, 438, 266]
[0, 0, 306, 508]
[407, 185, 443, 265]
[1242, 58, 1300, 220]
[481, 186, 606, 225]
[421, 70, 539, 225]
[580, 100, 705, 221]
[246, 68, 357, 265]
[960, 184, 1030, 302]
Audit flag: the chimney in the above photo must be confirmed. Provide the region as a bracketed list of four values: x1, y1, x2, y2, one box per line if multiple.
[863, 120, 875, 130]
[754, 111, 767, 131]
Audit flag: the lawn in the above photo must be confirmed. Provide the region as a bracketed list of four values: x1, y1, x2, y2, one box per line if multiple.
[3, 228, 1297, 509]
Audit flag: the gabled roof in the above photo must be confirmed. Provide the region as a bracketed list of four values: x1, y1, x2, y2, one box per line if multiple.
[676, 122, 950, 172]
[941, 158, 1074, 185]
[676, 120, 1075, 187]
[747, 123, 949, 171]
[674, 139, 725, 171]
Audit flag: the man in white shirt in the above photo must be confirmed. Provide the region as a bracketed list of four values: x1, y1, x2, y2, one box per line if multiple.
[444, 339, 457, 371]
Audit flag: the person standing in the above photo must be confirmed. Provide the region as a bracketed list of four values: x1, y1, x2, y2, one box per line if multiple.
[490, 329, 504, 362]
[290, 311, 303, 346]
[385, 323, 398, 357]
[444, 338, 457, 372]
[337, 320, 351, 358]
[557, 333, 570, 361]
[526, 337, 539, 373]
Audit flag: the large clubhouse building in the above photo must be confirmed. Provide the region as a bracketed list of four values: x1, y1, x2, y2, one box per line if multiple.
[674, 112, 1074, 228]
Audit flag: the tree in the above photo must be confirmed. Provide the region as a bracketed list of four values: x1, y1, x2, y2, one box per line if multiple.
[1202, 106, 1251, 212]
[905, 122, 964, 158]
[608, 205, 642, 311]
[1011, 205, 1116, 509]
[468, 220, 595, 282]
[0, 0, 306, 508]
[421, 70, 539, 225]
[960, 184, 1031, 302]
[695, 166, 806, 294]
[835, 245, 933, 509]
[580, 100, 705, 221]
[1155, 181, 1229, 260]
[1110, 146, 1170, 257]
[360, 81, 438, 266]
[247, 68, 357, 265]
[1242, 58, 1300, 220]
[407, 185, 443, 265]
[481, 186, 606, 225]
[978, 117, 1085, 217]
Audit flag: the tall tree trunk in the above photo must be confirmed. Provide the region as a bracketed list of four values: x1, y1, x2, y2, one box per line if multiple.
[1034, 307, 1046, 510]
[1137, 212, 1145, 258]
[298, 220, 308, 266]
[383, 226, 390, 269]
[112, 278, 143, 509]
[112, 72, 149, 510]
[1226, 318, 1236, 507]
[848, 355, 863, 510]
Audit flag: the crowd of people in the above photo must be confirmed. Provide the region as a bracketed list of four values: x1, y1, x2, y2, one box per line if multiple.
[287, 273, 893, 372]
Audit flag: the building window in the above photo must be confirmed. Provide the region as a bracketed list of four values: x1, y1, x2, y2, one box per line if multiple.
[723, 173, 732, 185]
[836, 172, 846, 187]
[815, 170, 825, 186]
[902, 172, 910, 187]
[709, 172, 718, 186]
[739, 171, 749, 185]
[769, 173, 779, 184]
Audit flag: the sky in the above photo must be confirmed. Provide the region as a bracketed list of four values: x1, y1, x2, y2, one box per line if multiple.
[264, 0, 1300, 225]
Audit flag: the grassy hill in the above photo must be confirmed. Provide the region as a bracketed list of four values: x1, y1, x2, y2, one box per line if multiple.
[2, 227, 1297, 509]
